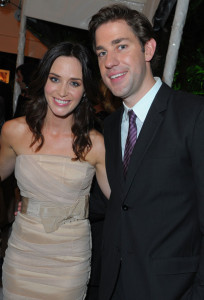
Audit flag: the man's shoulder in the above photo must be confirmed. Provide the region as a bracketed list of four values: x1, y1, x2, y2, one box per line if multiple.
[104, 107, 123, 126]
[170, 89, 204, 113]
[157, 82, 204, 111]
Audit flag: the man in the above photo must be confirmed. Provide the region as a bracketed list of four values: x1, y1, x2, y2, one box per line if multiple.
[14, 63, 38, 118]
[88, 4, 204, 300]
[0, 85, 5, 133]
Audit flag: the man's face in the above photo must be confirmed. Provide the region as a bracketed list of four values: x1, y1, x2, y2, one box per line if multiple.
[16, 70, 26, 91]
[95, 20, 155, 107]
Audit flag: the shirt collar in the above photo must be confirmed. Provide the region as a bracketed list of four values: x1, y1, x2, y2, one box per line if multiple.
[123, 77, 162, 122]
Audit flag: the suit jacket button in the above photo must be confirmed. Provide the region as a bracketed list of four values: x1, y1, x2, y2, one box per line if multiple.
[122, 205, 128, 211]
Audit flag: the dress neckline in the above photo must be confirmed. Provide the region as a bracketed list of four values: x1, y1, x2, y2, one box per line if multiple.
[17, 153, 73, 159]
[16, 154, 95, 168]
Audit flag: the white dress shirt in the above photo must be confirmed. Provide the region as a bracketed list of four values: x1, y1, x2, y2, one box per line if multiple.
[121, 77, 162, 158]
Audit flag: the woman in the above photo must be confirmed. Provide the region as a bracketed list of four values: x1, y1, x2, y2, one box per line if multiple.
[0, 41, 110, 299]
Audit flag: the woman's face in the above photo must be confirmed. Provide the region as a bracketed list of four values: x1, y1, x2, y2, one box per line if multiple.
[44, 56, 84, 118]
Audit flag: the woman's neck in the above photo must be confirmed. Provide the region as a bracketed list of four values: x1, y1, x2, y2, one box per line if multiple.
[43, 112, 74, 135]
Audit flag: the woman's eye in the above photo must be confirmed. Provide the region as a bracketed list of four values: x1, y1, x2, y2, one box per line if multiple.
[71, 81, 80, 87]
[50, 76, 59, 82]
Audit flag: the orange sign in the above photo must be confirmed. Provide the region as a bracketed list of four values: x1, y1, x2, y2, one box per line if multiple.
[0, 69, 10, 83]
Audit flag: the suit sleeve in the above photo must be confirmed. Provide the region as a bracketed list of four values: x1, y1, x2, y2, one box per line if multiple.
[190, 104, 204, 299]
[89, 176, 108, 223]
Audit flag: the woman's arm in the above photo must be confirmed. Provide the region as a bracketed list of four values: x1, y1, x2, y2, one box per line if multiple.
[90, 130, 111, 199]
[0, 121, 17, 181]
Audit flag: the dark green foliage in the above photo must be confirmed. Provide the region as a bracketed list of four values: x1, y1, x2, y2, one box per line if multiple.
[172, 0, 204, 95]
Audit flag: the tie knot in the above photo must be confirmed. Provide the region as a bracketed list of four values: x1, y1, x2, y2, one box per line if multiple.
[128, 110, 136, 124]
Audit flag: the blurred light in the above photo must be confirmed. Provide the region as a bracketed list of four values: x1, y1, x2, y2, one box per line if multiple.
[0, 0, 21, 8]
[0, 0, 10, 7]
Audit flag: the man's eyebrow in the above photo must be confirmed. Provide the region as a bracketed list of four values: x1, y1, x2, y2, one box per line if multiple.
[96, 38, 130, 51]
[95, 45, 105, 51]
[112, 38, 129, 45]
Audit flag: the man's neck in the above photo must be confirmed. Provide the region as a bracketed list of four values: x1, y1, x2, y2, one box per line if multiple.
[123, 76, 156, 108]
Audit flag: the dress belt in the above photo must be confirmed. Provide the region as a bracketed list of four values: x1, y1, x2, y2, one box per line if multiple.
[21, 195, 89, 233]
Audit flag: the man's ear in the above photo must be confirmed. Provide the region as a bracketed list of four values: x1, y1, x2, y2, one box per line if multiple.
[144, 38, 156, 62]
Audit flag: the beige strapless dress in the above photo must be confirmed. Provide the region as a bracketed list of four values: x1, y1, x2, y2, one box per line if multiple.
[3, 154, 95, 300]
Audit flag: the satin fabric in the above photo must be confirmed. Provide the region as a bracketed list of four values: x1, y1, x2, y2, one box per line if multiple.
[3, 154, 95, 300]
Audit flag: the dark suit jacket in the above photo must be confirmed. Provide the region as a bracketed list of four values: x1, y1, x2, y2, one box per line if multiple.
[98, 83, 204, 300]
[85, 178, 107, 300]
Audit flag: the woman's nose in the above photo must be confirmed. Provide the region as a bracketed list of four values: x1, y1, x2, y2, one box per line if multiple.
[58, 83, 68, 97]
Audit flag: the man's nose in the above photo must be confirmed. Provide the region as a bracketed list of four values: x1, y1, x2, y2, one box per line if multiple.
[105, 52, 119, 69]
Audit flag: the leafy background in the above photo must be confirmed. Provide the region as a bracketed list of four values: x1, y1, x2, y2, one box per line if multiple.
[172, 0, 203, 95]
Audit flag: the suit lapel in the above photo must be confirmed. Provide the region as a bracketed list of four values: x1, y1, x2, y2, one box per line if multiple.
[124, 83, 172, 198]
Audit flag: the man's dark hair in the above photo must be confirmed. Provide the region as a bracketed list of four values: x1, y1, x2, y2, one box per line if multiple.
[16, 63, 38, 87]
[88, 4, 159, 69]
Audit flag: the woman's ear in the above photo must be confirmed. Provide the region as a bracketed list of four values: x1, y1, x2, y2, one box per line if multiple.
[144, 38, 156, 62]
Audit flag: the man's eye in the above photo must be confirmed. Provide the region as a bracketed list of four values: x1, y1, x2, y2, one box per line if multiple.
[97, 51, 106, 57]
[118, 45, 126, 50]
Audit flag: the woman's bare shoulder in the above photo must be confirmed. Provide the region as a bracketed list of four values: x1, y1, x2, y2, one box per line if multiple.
[1, 117, 29, 145]
[86, 129, 105, 164]
[90, 129, 105, 151]
[2, 117, 26, 127]
[90, 129, 104, 143]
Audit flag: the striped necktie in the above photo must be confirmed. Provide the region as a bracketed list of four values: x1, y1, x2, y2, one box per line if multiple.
[123, 110, 137, 177]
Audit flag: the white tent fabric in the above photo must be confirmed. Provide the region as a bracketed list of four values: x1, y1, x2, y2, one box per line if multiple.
[23, 0, 160, 29]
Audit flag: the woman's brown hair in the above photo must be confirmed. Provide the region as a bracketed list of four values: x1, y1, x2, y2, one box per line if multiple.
[26, 41, 99, 161]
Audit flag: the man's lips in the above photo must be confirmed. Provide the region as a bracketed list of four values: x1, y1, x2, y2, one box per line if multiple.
[109, 72, 127, 80]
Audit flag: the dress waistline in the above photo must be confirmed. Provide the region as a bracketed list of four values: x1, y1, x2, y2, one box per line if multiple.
[21, 195, 89, 233]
